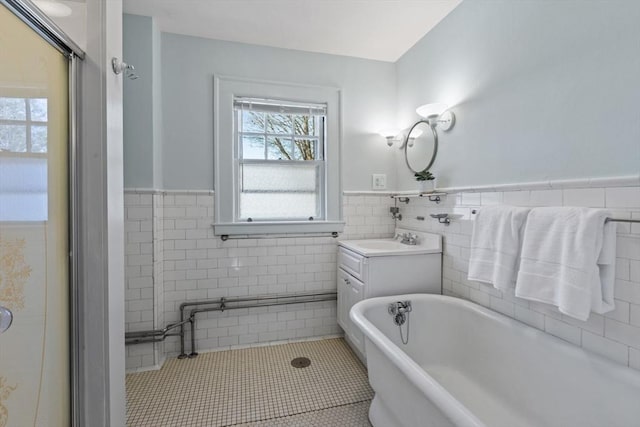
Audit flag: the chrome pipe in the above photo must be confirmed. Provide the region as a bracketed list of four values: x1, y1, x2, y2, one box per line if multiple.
[124, 318, 191, 340]
[125, 333, 181, 345]
[220, 232, 339, 241]
[189, 315, 197, 358]
[177, 291, 338, 357]
[186, 294, 337, 356]
[470, 209, 640, 224]
[605, 218, 640, 224]
[178, 291, 337, 310]
[189, 296, 337, 317]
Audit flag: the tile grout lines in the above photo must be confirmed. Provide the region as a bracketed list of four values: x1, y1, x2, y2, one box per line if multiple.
[126, 338, 373, 427]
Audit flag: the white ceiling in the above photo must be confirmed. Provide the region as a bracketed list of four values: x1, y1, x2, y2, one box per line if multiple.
[123, 0, 462, 62]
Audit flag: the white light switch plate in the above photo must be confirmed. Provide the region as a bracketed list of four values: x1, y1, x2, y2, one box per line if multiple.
[372, 174, 386, 190]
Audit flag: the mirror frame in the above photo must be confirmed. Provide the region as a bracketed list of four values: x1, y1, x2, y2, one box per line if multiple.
[403, 119, 438, 174]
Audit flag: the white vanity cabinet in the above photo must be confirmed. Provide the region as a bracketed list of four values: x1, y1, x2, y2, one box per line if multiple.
[337, 229, 442, 360]
[337, 267, 365, 353]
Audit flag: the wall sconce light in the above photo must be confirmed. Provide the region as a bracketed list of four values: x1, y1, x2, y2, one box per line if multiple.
[378, 129, 403, 147]
[416, 103, 455, 131]
[406, 128, 423, 148]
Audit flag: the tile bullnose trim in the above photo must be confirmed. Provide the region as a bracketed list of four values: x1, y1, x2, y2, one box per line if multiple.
[124, 188, 215, 195]
[343, 190, 397, 196]
[432, 174, 640, 194]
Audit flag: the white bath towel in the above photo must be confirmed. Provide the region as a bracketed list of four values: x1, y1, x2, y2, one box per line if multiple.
[468, 205, 531, 290]
[515, 207, 616, 321]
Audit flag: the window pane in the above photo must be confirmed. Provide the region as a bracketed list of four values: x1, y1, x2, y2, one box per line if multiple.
[242, 110, 265, 133]
[30, 98, 48, 122]
[294, 115, 316, 136]
[266, 113, 292, 134]
[31, 125, 48, 153]
[293, 138, 317, 160]
[240, 162, 320, 219]
[0, 156, 48, 221]
[240, 193, 317, 220]
[0, 124, 27, 152]
[267, 136, 293, 160]
[242, 163, 318, 192]
[0, 97, 26, 120]
[242, 135, 265, 159]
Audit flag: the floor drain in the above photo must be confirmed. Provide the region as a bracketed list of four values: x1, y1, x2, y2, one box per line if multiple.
[291, 357, 311, 368]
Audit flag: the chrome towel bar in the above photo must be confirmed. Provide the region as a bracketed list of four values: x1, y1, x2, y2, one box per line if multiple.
[470, 209, 639, 223]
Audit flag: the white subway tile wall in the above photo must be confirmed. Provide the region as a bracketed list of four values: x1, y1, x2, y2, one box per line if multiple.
[125, 185, 640, 372]
[124, 191, 395, 370]
[398, 186, 640, 370]
[124, 193, 166, 370]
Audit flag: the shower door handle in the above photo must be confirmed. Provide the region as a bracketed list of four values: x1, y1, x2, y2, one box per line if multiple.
[0, 306, 13, 334]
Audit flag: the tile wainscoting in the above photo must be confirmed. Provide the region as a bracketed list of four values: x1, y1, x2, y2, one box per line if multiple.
[125, 184, 640, 372]
[398, 185, 640, 371]
[124, 190, 395, 370]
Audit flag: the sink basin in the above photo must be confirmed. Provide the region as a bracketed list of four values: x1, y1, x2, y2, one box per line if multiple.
[350, 240, 410, 251]
[339, 228, 442, 257]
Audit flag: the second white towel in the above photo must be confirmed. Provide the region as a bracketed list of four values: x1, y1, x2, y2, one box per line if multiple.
[514, 207, 616, 321]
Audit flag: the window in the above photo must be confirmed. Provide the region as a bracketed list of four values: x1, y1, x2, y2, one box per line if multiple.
[235, 98, 326, 221]
[0, 96, 48, 221]
[0, 97, 48, 153]
[214, 76, 343, 235]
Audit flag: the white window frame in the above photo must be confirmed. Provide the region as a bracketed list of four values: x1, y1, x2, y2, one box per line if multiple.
[235, 98, 326, 222]
[213, 75, 344, 235]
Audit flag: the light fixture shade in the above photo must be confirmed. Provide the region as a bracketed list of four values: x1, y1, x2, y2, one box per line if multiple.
[416, 103, 448, 118]
[34, 0, 72, 17]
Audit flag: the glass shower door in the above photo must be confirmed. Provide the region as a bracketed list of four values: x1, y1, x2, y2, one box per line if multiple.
[0, 4, 70, 426]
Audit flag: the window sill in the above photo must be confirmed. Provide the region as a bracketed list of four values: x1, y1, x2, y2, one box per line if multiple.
[213, 221, 345, 236]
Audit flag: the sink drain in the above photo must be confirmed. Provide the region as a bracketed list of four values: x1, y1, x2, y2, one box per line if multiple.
[291, 357, 311, 368]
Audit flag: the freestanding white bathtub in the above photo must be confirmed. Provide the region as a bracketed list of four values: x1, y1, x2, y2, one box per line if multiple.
[350, 294, 640, 427]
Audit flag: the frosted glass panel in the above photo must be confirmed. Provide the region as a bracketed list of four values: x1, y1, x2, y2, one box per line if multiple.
[0, 156, 47, 220]
[240, 193, 317, 219]
[242, 163, 317, 192]
[240, 163, 320, 219]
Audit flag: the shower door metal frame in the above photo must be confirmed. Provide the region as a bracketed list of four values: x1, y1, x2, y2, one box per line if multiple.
[0, 1, 84, 426]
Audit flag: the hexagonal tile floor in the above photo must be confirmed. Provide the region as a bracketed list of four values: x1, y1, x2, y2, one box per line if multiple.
[126, 338, 373, 426]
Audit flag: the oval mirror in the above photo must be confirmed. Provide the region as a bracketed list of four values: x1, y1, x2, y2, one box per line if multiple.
[404, 120, 438, 173]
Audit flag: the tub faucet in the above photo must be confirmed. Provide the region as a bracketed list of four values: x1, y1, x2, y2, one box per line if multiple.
[388, 301, 412, 344]
[388, 301, 412, 322]
[399, 232, 418, 245]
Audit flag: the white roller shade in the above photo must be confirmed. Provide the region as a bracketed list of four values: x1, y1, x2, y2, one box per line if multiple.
[234, 97, 327, 116]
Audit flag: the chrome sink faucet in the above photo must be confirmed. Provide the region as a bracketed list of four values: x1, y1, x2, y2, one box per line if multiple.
[398, 232, 418, 245]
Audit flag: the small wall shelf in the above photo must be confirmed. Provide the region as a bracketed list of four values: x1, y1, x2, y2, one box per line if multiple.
[391, 192, 447, 204]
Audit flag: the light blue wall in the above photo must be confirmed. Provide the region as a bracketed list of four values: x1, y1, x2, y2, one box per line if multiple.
[151, 17, 163, 188]
[124, 1, 640, 191]
[160, 34, 397, 191]
[123, 14, 154, 188]
[395, 0, 640, 190]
